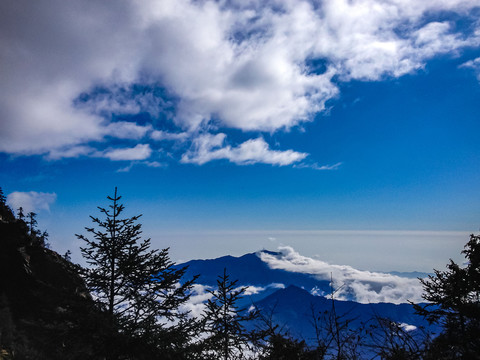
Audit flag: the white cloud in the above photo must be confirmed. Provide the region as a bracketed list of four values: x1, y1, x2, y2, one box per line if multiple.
[181, 133, 308, 166]
[77, 85, 171, 119]
[460, 57, 480, 80]
[399, 323, 417, 332]
[259, 246, 424, 304]
[7, 191, 57, 213]
[180, 282, 285, 319]
[104, 122, 152, 140]
[116, 160, 167, 172]
[144, 160, 166, 168]
[294, 162, 343, 170]
[311, 286, 326, 297]
[46, 145, 97, 160]
[241, 283, 285, 295]
[179, 284, 213, 319]
[116, 164, 134, 173]
[102, 144, 152, 161]
[241, 285, 265, 296]
[0, 0, 479, 162]
[150, 130, 189, 141]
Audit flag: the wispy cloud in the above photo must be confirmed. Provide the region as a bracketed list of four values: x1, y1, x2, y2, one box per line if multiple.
[7, 191, 57, 213]
[101, 144, 152, 161]
[116, 160, 167, 173]
[104, 122, 152, 140]
[460, 57, 480, 81]
[46, 145, 97, 160]
[150, 130, 189, 142]
[294, 162, 342, 170]
[259, 246, 424, 304]
[76, 84, 172, 119]
[181, 133, 308, 166]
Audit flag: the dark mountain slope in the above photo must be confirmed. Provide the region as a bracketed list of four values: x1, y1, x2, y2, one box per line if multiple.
[0, 206, 109, 359]
[253, 285, 439, 345]
[180, 251, 331, 294]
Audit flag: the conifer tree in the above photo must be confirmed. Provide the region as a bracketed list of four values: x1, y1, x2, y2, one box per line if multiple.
[63, 250, 72, 262]
[77, 188, 197, 357]
[17, 207, 25, 221]
[38, 230, 49, 248]
[26, 212, 37, 236]
[0, 187, 15, 222]
[201, 268, 260, 360]
[0, 187, 5, 204]
[415, 234, 480, 358]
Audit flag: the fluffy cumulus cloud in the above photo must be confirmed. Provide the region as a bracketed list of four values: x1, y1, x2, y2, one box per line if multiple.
[1, 0, 479, 165]
[7, 191, 57, 213]
[259, 246, 424, 304]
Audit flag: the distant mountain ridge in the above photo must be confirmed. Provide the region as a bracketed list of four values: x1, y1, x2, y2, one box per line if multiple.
[253, 285, 440, 347]
[178, 251, 332, 302]
[178, 249, 426, 303]
[177, 250, 436, 346]
[387, 270, 430, 278]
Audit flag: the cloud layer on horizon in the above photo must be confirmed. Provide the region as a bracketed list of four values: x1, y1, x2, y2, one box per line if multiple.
[259, 246, 425, 304]
[1, 0, 479, 166]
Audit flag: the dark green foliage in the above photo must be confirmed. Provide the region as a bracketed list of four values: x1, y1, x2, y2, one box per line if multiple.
[415, 234, 480, 359]
[201, 268, 261, 359]
[77, 187, 198, 358]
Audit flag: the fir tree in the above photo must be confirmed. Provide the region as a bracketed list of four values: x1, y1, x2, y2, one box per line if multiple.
[26, 212, 37, 236]
[0, 187, 15, 223]
[38, 230, 50, 248]
[415, 234, 480, 359]
[201, 268, 260, 360]
[17, 207, 25, 221]
[0, 187, 5, 205]
[63, 250, 72, 262]
[77, 188, 198, 358]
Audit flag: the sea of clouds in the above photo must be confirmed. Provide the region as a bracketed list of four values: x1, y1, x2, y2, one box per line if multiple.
[259, 246, 425, 304]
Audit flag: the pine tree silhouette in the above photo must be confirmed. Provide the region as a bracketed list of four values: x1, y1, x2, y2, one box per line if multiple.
[202, 268, 260, 360]
[77, 187, 198, 359]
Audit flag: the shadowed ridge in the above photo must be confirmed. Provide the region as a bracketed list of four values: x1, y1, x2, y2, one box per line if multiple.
[177, 251, 330, 295]
[0, 203, 109, 359]
[253, 284, 439, 346]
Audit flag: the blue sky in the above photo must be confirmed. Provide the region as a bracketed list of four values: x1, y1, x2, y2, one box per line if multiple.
[1, 0, 480, 271]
